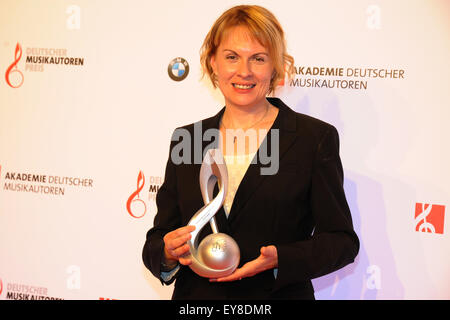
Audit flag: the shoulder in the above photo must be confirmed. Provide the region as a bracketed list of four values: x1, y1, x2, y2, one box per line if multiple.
[269, 97, 338, 142]
[296, 114, 340, 151]
[296, 112, 335, 134]
[270, 98, 342, 160]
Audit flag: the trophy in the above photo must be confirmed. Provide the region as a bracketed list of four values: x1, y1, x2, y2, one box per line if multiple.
[185, 149, 240, 278]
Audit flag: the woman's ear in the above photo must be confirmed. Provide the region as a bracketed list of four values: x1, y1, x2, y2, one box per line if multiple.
[210, 55, 217, 75]
[210, 55, 218, 85]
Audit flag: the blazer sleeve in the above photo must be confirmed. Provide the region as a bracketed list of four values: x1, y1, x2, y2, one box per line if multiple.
[274, 125, 359, 291]
[142, 133, 182, 285]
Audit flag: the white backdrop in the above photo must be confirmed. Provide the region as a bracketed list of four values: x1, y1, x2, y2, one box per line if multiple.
[0, 0, 449, 300]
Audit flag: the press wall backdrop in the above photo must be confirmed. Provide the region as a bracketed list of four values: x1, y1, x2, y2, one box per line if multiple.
[1, 0, 449, 300]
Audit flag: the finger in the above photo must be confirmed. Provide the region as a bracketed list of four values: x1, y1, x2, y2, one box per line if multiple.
[178, 256, 192, 266]
[260, 246, 270, 256]
[166, 232, 192, 251]
[168, 243, 191, 258]
[164, 225, 195, 243]
[216, 262, 256, 282]
[173, 225, 196, 237]
[261, 245, 277, 257]
[215, 269, 246, 282]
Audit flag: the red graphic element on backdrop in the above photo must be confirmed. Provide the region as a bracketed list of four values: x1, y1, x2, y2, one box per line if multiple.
[5, 43, 24, 88]
[0, 278, 3, 296]
[126, 171, 147, 218]
[414, 203, 445, 234]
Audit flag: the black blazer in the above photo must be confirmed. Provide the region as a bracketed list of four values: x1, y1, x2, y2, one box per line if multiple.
[143, 98, 359, 300]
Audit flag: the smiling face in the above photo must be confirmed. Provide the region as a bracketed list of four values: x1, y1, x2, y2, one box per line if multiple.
[210, 26, 275, 111]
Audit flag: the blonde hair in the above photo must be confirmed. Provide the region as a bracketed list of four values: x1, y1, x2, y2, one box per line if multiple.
[200, 5, 294, 94]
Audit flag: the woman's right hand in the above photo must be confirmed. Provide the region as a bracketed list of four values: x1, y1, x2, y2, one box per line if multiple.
[163, 225, 196, 266]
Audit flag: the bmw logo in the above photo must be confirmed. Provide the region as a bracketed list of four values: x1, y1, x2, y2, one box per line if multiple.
[168, 57, 189, 81]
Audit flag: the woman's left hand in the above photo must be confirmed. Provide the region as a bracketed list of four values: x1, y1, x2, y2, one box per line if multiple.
[210, 245, 278, 282]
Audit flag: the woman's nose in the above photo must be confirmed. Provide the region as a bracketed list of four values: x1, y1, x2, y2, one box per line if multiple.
[237, 60, 252, 78]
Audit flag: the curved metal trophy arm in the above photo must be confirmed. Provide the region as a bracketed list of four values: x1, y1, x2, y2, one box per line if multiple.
[186, 149, 240, 278]
[199, 149, 226, 234]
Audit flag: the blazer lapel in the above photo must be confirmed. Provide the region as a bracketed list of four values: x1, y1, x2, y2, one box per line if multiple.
[227, 98, 298, 224]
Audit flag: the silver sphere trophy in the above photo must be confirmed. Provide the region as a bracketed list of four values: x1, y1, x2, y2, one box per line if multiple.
[185, 149, 240, 278]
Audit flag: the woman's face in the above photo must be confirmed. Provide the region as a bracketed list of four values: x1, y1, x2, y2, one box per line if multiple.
[210, 26, 274, 110]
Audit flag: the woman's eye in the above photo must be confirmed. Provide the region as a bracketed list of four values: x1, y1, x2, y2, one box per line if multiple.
[253, 56, 265, 63]
[226, 55, 237, 61]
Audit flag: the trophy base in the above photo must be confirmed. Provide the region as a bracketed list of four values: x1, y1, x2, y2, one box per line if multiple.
[189, 233, 240, 278]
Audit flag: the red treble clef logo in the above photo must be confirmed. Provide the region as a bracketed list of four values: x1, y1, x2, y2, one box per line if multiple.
[126, 170, 147, 218]
[415, 203, 434, 233]
[5, 43, 24, 88]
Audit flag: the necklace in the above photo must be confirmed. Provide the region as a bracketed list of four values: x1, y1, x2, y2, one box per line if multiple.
[220, 104, 270, 144]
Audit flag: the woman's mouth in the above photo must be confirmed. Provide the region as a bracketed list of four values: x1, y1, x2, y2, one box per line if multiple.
[232, 83, 256, 89]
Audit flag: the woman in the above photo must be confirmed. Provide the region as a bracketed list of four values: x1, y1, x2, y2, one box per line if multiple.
[143, 5, 359, 300]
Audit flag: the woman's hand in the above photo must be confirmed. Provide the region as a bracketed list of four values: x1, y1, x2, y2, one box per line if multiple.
[163, 225, 195, 266]
[210, 245, 278, 282]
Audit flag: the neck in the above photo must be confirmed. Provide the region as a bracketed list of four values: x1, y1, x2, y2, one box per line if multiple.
[222, 99, 270, 129]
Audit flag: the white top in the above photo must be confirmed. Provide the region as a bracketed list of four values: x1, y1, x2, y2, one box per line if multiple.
[222, 152, 257, 217]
